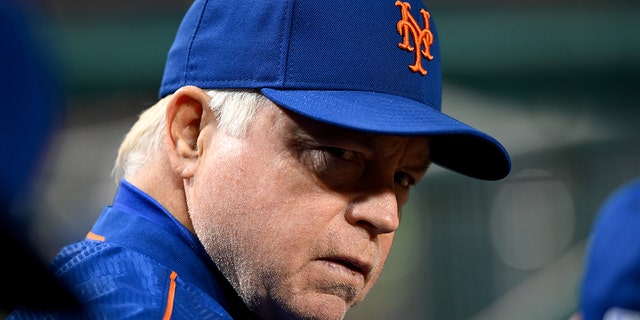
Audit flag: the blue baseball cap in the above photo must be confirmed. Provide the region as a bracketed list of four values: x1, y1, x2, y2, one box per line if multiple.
[160, 0, 511, 180]
[580, 178, 640, 319]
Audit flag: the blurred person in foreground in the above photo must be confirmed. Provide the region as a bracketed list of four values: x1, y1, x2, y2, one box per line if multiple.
[10, 0, 511, 319]
[575, 178, 640, 320]
[1, 0, 79, 313]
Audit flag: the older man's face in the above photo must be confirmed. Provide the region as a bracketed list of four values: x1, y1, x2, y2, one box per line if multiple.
[186, 101, 430, 320]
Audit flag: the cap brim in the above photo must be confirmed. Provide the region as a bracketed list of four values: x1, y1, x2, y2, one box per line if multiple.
[261, 88, 511, 180]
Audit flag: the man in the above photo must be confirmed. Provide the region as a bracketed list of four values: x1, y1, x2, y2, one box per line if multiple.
[11, 0, 510, 319]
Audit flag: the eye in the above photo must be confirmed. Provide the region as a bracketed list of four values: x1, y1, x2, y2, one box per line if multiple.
[300, 146, 364, 189]
[323, 147, 358, 162]
[394, 171, 415, 189]
[315, 146, 363, 172]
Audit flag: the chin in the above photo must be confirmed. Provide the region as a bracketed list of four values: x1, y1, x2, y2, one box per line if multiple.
[269, 293, 350, 320]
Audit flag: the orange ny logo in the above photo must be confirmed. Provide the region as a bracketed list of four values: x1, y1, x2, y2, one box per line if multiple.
[395, 1, 434, 76]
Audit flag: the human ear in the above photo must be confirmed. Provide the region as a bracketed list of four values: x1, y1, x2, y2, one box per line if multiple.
[165, 86, 212, 179]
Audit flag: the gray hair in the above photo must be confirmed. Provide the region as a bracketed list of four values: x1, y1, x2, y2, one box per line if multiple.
[112, 90, 270, 184]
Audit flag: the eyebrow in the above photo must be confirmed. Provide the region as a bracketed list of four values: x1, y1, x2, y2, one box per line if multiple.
[295, 126, 431, 170]
[292, 124, 378, 154]
[285, 109, 431, 169]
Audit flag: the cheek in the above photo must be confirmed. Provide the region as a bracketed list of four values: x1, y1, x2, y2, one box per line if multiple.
[186, 150, 261, 255]
[355, 233, 395, 303]
[187, 149, 340, 270]
[186, 156, 281, 304]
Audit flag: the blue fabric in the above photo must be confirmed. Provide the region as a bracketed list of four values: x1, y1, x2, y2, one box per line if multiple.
[9, 181, 243, 319]
[580, 178, 640, 320]
[0, 0, 60, 210]
[0, 2, 75, 312]
[159, 0, 511, 181]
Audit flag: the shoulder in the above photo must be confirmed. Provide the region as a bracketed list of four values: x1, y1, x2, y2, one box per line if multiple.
[590, 178, 640, 239]
[600, 178, 640, 216]
[10, 239, 232, 320]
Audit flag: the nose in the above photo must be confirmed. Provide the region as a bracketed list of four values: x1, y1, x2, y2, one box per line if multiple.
[345, 189, 400, 235]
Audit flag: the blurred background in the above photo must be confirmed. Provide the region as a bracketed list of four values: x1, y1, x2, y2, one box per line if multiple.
[4, 0, 639, 319]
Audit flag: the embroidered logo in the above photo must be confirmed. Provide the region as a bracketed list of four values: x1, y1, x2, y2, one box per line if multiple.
[395, 1, 434, 76]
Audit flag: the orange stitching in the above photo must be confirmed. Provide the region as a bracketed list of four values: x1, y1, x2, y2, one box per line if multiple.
[163, 271, 178, 320]
[395, 1, 434, 76]
[86, 231, 105, 242]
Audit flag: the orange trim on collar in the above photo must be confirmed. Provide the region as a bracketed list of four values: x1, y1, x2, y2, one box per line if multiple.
[86, 231, 105, 242]
[163, 271, 179, 320]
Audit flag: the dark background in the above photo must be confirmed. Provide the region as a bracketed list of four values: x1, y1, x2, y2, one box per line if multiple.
[13, 0, 640, 319]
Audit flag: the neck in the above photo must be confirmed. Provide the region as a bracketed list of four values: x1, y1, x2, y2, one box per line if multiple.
[126, 153, 194, 233]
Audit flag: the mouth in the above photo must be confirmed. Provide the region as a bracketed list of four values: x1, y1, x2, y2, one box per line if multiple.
[321, 256, 372, 279]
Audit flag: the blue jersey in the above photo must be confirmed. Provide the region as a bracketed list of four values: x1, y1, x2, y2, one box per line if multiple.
[10, 180, 255, 319]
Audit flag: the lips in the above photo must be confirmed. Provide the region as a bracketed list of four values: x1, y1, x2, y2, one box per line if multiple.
[321, 256, 373, 279]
